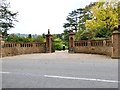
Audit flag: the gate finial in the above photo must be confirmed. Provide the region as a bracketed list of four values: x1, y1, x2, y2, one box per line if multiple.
[48, 29, 50, 34]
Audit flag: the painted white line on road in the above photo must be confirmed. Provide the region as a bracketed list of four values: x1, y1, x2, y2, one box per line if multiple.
[1, 72, 118, 83]
[0, 72, 11, 74]
[44, 75, 119, 83]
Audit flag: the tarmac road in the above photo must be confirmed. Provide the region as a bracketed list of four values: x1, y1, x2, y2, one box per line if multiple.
[1, 51, 118, 88]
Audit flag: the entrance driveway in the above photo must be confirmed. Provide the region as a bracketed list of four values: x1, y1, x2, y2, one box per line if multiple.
[2, 51, 118, 88]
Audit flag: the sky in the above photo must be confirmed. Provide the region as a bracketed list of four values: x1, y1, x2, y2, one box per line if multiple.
[7, 0, 97, 35]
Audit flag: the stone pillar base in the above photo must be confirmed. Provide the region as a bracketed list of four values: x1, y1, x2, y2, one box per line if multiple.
[111, 56, 120, 59]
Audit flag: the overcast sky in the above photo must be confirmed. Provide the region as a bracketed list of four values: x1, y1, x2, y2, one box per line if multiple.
[7, 0, 97, 35]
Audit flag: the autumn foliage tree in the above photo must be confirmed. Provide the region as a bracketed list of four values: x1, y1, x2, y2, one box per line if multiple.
[85, 1, 118, 38]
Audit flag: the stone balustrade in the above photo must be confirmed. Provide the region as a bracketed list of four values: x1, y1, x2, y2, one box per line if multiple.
[69, 30, 120, 59]
[3, 42, 46, 48]
[74, 40, 112, 56]
[106, 40, 112, 47]
[0, 30, 54, 57]
[75, 40, 88, 47]
[1, 42, 46, 57]
[74, 40, 112, 47]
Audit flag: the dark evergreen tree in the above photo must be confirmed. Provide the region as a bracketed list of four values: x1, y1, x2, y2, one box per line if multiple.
[0, 0, 18, 37]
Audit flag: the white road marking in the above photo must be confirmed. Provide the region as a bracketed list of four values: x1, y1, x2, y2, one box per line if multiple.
[44, 75, 119, 83]
[0, 72, 11, 74]
[1, 72, 118, 83]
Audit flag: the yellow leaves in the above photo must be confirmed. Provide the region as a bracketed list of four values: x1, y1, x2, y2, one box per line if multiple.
[98, 0, 118, 2]
[86, 20, 99, 30]
[85, 1, 118, 32]
[91, 5, 106, 21]
[109, 0, 118, 2]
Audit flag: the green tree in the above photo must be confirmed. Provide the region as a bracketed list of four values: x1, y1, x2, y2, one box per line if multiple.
[28, 34, 32, 38]
[6, 34, 19, 42]
[63, 0, 118, 40]
[63, 10, 79, 32]
[54, 38, 64, 50]
[34, 35, 45, 42]
[63, 2, 96, 41]
[74, 3, 96, 40]
[0, 0, 18, 37]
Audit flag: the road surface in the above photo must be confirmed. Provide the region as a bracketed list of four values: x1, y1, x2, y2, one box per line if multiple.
[2, 51, 118, 88]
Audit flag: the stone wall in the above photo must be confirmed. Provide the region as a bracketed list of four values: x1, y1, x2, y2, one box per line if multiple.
[1, 42, 46, 57]
[69, 30, 120, 59]
[0, 30, 54, 57]
[74, 40, 112, 56]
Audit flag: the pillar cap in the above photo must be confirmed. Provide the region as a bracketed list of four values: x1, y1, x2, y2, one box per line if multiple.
[112, 30, 120, 34]
[69, 31, 75, 35]
[46, 34, 52, 37]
